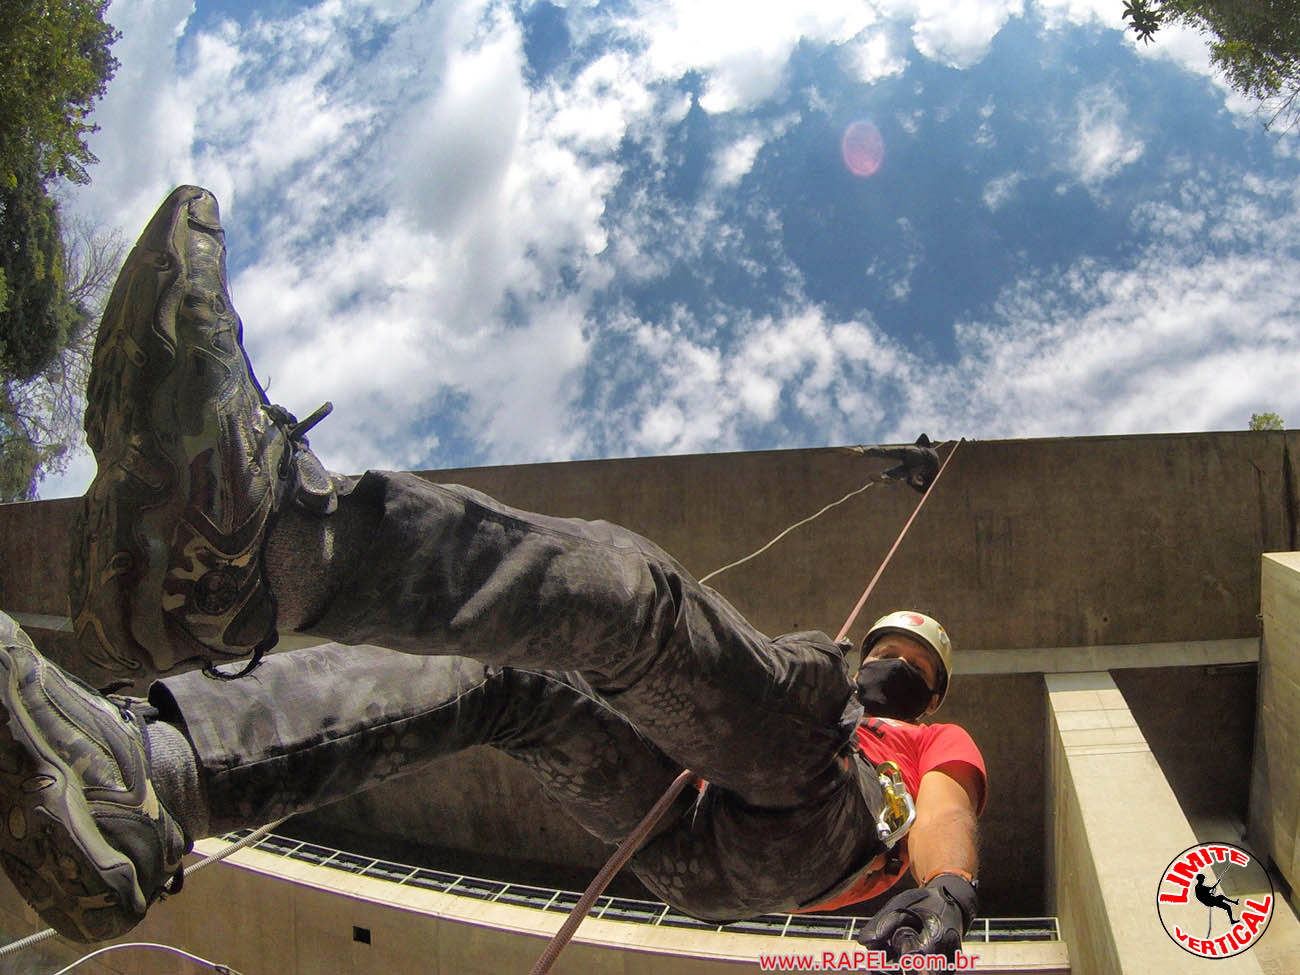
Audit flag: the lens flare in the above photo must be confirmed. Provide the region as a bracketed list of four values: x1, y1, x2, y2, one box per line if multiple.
[842, 121, 884, 178]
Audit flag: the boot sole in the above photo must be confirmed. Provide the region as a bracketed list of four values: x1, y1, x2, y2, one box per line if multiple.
[0, 647, 145, 942]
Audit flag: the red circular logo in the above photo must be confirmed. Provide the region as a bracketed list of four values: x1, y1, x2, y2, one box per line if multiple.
[1156, 843, 1274, 958]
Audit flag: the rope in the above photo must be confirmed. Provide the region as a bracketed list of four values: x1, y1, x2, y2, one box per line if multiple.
[530, 439, 962, 974]
[834, 439, 962, 643]
[0, 926, 57, 958]
[185, 817, 291, 879]
[699, 478, 881, 584]
[1207, 864, 1234, 939]
[527, 768, 697, 975]
[0, 816, 288, 963]
[48, 941, 242, 975]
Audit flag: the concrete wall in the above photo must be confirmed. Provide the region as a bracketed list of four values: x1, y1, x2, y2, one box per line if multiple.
[0, 431, 1293, 920]
[409, 431, 1298, 651]
[1249, 552, 1300, 912]
[1044, 672, 1268, 975]
[7, 432, 1293, 645]
[1112, 664, 1257, 827]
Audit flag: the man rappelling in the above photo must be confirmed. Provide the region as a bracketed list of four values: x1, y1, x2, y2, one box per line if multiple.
[0, 186, 986, 965]
[1196, 873, 1240, 926]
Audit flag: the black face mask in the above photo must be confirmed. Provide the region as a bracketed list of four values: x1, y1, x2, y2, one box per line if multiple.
[854, 656, 934, 721]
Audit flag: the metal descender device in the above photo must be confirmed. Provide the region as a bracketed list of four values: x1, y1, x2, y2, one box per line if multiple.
[874, 760, 916, 848]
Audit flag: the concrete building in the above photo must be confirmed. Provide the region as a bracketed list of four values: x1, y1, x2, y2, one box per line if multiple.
[0, 430, 1297, 972]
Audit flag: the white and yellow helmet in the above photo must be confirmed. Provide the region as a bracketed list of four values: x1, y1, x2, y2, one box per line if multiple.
[863, 611, 953, 709]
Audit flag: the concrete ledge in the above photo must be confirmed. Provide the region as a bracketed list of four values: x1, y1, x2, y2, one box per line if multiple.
[1045, 672, 1265, 975]
[0, 840, 1071, 974]
[1249, 552, 1300, 913]
[181, 840, 1072, 973]
[957, 638, 1257, 676]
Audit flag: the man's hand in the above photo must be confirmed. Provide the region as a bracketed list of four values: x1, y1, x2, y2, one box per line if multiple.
[853, 435, 940, 493]
[855, 873, 977, 961]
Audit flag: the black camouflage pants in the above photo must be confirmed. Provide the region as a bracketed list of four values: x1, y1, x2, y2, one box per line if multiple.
[151, 471, 884, 919]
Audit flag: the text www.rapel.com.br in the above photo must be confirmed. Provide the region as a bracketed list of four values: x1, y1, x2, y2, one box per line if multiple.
[757, 950, 981, 971]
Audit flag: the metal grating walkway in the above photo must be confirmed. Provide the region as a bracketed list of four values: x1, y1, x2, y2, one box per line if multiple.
[220, 830, 1059, 944]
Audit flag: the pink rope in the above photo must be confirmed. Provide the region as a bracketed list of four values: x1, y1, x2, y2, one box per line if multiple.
[528, 768, 698, 975]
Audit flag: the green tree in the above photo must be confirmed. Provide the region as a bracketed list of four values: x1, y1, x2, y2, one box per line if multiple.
[1123, 1, 1300, 131]
[1249, 411, 1285, 430]
[0, 214, 123, 500]
[0, 0, 121, 188]
[0, 156, 84, 383]
[0, 0, 120, 499]
[0, 0, 119, 374]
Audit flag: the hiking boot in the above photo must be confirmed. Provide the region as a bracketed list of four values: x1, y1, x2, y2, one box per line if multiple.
[70, 185, 342, 676]
[0, 611, 187, 942]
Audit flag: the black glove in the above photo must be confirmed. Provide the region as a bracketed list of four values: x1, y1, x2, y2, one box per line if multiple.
[854, 656, 934, 721]
[855, 873, 977, 961]
[857, 434, 940, 493]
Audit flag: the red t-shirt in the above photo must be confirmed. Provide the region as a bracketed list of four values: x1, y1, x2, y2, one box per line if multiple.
[801, 718, 987, 912]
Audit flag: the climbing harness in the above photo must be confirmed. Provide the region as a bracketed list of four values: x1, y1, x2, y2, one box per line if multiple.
[530, 438, 963, 974]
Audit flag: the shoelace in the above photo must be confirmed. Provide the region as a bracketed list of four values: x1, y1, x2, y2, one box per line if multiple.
[202, 400, 335, 683]
[267, 401, 334, 479]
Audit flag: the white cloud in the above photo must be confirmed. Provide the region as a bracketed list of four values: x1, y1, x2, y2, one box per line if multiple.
[879, 0, 1024, 69]
[583, 302, 927, 457]
[1067, 85, 1145, 188]
[843, 31, 908, 84]
[35, 0, 1300, 504]
[930, 170, 1300, 439]
[542, 51, 658, 156]
[230, 205, 595, 474]
[394, 22, 528, 234]
[582, 228, 1300, 460]
[625, 0, 877, 114]
[72, 0, 204, 232]
[1032, 0, 1122, 32]
[865, 218, 924, 302]
[983, 171, 1024, 210]
[714, 134, 765, 189]
[47, 0, 621, 486]
[710, 114, 798, 189]
[896, 107, 925, 135]
[584, 159, 1300, 453]
[936, 251, 1300, 438]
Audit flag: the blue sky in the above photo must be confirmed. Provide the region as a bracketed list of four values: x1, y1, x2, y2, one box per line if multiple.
[41, 0, 1300, 495]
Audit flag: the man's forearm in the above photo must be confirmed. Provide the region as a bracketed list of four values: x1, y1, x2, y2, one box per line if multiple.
[856, 805, 980, 958]
[908, 807, 978, 883]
